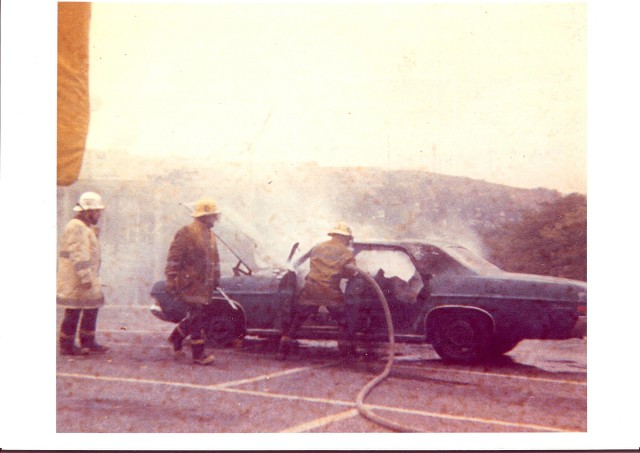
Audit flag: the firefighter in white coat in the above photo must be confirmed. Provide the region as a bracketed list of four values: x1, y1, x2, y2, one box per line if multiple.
[57, 192, 110, 355]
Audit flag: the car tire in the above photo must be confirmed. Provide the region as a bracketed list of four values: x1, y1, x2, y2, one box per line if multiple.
[431, 312, 492, 364]
[204, 310, 244, 347]
[490, 336, 522, 356]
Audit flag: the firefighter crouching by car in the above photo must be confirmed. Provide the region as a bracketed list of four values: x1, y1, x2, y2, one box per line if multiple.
[278, 222, 358, 360]
[165, 199, 222, 366]
[57, 191, 110, 355]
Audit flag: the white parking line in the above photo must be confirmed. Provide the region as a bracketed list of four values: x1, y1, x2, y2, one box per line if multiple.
[216, 367, 313, 388]
[279, 409, 359, 433]
[102, 330, 165, 334]
[80, 334, 587, 387]
[360, 403, 574, 432]
[395, 364, 587, 386]
[57, 372, 577, 432]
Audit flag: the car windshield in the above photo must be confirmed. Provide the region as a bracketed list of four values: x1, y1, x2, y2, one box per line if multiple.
[405, 243, 503, 276]
[212, 209, 286, 274]
[442, 245, 503, 275]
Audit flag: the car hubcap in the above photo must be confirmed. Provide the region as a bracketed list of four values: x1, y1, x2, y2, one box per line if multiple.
[446, 320, 475, 351]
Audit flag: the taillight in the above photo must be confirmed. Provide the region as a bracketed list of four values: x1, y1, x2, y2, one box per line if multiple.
[577, 304, 587, 315]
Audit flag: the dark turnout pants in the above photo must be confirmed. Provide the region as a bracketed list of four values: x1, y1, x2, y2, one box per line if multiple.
[169, 303, 209, 359]
[284, 303, 359, 348]
[59, 308, 100, 348]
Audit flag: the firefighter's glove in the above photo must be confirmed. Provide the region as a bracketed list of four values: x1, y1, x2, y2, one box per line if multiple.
[165, 278, 177, 294]
[79, 281, 92, 291]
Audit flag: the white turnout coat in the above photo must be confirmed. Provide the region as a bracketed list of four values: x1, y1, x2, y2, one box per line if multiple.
[57, 218, 104, 309]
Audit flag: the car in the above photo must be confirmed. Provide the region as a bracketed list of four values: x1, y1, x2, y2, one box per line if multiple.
[150, 236, 587, 364]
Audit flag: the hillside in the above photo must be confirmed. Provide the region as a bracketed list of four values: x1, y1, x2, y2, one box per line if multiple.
[59, 155, 583, 306]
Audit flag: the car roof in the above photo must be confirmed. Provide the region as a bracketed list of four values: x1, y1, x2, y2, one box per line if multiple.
[353, 238, 459, 250]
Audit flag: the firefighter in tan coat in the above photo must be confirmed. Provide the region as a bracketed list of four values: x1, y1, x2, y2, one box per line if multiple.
[57, 192, 110, 355]
[277, 222, 358, 360]
[165, 199, 221, 365]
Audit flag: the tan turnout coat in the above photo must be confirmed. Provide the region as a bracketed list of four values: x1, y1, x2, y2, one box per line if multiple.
[57, 218, 104, 309]
[165, 220, 220, 305]
[299, 236, 356, 307]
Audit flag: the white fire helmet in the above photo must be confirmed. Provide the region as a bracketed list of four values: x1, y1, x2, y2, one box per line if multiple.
[192, 198, 221, 218]
[73, 191, 105, 211]
[328, 222, 353, 238]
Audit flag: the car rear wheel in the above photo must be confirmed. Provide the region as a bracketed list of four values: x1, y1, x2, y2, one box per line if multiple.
[204, 310, 244, 347]
[432, 312, 492, 364]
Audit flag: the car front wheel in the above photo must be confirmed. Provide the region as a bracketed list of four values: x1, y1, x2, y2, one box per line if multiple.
[431, 312, 492, 364]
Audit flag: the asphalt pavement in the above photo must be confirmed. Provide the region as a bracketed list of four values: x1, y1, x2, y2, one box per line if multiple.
[56, 306, 587, 435]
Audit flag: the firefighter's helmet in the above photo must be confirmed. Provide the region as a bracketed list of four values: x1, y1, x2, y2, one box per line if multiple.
[73, 192, 105, 211]
[328, 222, 353, 238]
[192, 198, 221, 218]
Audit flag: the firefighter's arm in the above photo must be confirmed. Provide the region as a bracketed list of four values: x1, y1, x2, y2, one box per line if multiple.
[342, 253, 358, 278]
[213, 261, 221, 287]
[211, 237, 221, 285]
[165, 271, 178, 294]
[165, 229, 187, 293]
[67, 222, 93, 287]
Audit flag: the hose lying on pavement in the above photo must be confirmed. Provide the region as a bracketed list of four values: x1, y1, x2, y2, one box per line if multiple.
[346, 264, 422, 433]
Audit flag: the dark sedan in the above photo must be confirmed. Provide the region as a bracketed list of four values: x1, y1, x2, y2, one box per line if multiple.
[150, 238, 586, 364]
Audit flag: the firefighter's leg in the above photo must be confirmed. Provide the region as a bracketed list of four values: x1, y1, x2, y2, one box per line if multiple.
[277, 305, 315, 360]
[79, 308, 109, 353]
[345, 301, 360, 350]
[277, 295, 294, 333]
[276, 302, 295, 359]
[330, 305, 357, 359]
[176, 312, 192, 337]
[59, 309, 83, 355]
[168, 322, 188, 358]
[189, 306, 215, 365]
[167, 309, 193, 358]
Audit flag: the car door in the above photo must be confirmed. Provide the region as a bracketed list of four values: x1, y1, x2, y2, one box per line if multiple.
[349, 247, 426, 335]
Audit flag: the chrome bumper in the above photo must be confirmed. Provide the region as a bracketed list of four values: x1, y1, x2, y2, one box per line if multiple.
[150, 303, 172, 322]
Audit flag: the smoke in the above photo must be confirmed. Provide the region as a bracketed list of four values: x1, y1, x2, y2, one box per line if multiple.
[414, 216, 488, 259]
[226, 171, 348, 268]
[58, 162, 502, 306]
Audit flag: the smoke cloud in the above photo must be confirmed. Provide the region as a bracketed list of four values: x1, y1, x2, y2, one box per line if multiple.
[58, 160, 553, 306]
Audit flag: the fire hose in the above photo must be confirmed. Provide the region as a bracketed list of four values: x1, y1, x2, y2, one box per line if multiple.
[346, 264, 422, 433]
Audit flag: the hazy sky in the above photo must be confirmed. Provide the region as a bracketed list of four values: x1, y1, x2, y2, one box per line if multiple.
[86, 2, 587, 194]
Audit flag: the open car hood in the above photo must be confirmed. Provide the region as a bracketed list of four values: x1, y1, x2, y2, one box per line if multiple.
[189, 204, 290, 274]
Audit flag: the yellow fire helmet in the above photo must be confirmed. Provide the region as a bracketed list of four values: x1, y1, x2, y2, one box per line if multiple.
[192, 198, 221, 218]
[328, 222, 353, 238]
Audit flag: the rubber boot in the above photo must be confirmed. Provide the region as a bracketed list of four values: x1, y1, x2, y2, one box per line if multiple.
[168, 327, 186, 359]
[59, 309, 84, 355]
[80, 330, 110, 354]
[79, 309, 109, 354]
[276, 335, 291, 360]
[338, 340, 357, 362]
[191, 339, 215, 366]
[59, 334, 85, 356]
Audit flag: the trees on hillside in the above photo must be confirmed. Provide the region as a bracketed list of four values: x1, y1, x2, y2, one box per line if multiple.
[480, 193, 587, 281]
